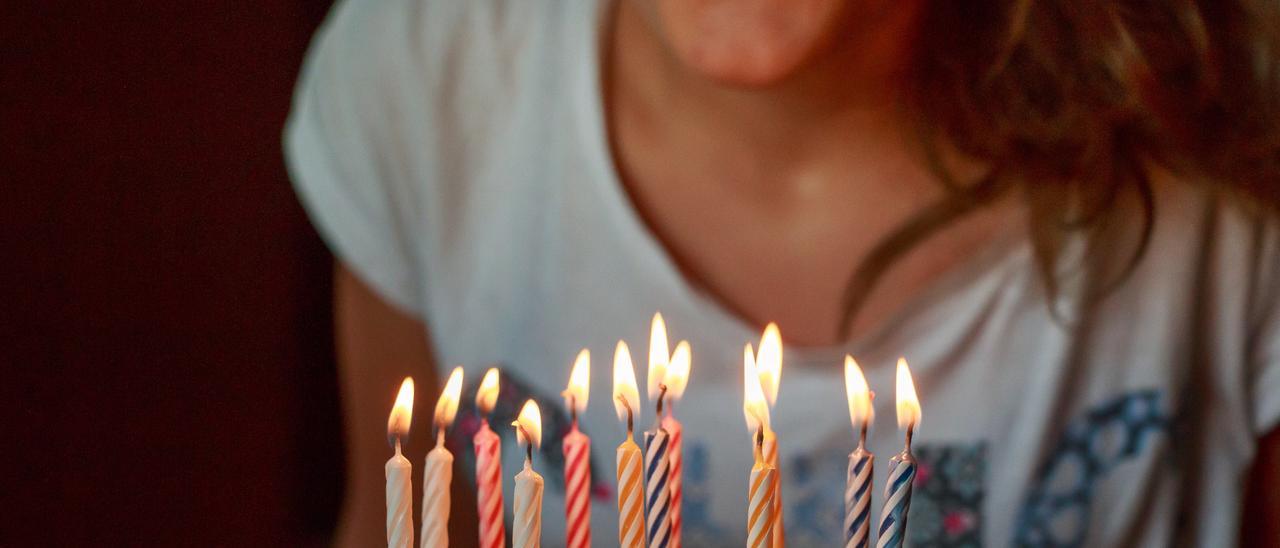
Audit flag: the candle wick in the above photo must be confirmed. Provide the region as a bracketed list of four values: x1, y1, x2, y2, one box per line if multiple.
[618, 395, 634, 436]
[858, 422, 868, 451]
[436, 428, 445, 449]
[654, 384, 668, 431]
[570, 395, 578, 429]
[394, 436, 403, 456]
[519, 425, 533, 465]
[904, 423, 915, 455]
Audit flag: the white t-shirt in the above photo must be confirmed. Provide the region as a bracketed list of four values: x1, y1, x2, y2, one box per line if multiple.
[284, 0, 1280, 545]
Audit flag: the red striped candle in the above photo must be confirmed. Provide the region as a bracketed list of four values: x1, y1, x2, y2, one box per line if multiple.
[562, 349, 592, 548]
[660, 413, 683, 547]
[474, 368, 505, 548]
[662, 341, 691, 548]
[563, 427, 591, 548]
[474, 421, 504, 548]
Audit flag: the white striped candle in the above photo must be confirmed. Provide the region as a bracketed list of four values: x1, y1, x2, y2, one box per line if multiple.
[385, 440, 414, 548]
[419, 432, 452, 548]
[643, 428, 673, 548]
[876, 453, 916, 548]
[512, 400, 545, 548]
[845, 447, 873, 548]
[878, 358, 922, 548]
[843, 356, 875, 548]
[513, 462, 544, 548]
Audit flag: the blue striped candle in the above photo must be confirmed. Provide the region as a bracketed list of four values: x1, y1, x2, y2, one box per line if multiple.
[643, 428, 673, 548]
[875, 452, 916, 548]
[844, 446, 874, 548]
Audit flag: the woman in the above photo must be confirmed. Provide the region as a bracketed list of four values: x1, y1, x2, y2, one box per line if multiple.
[286, 0, 1280, 545]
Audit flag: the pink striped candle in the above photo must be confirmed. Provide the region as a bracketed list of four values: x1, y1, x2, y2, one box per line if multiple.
[563, 427, 591, 548]
[474, 420, 504, 548]
[661, 340, 691, 548]
[562, 348, 592, 548]
[474, 368, 506, 548]
[660, 414, 683, 547]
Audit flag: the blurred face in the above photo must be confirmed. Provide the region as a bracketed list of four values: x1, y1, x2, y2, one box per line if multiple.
[643, 0, 855, 87]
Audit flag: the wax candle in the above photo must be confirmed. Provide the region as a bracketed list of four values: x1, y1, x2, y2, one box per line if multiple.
[385, 377, 415, 548]
[420, 367, 463, 547]
[744, 346, 777, 548]
[643, 423, 673, 548]
[643, 314, 675, 548]
[843, 356, 875, 548]
[877, 358, 921, 548]
[473, 368, 505, 548]
[512, 400, 545, 548]
[661, 341, 691, 548]
[755, 324, 786, 548]
[562, 349, 592, 548]
[613, 341, 645, 548]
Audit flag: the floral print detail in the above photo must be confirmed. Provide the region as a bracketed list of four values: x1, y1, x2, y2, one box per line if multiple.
[1013, 389, 1170, 548]
[908, 443, 987, 547]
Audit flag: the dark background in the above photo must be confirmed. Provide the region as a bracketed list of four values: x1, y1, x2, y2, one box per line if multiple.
[3, 1, 343, 544]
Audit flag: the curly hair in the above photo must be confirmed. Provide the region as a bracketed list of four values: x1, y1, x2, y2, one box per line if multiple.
[839, 0, 1280, 336]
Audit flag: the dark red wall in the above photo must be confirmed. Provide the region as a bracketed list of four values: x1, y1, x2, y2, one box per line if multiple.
[2, 1, 342, 544]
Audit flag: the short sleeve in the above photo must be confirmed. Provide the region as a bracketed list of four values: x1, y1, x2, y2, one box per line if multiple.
[283, 0, 425, 316]
[1248, 214, 1280, 435]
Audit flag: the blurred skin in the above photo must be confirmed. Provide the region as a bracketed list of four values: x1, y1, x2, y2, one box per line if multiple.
[334, 0, 1280, 544]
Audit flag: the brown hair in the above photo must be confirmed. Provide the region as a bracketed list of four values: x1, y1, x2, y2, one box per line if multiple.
[839, 0, 1280, 336]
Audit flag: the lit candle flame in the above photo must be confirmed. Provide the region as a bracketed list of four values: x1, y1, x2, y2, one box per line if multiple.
[386, 377, 414, 444]
[613, 341, 641, 422]
[756, 323, 782, 407]
[743, 343, 771, 434]
[664, 340, 691, 402]
[512, 399, 543, 449]
[434, 366, 464, 429]
[476, 367, 500, 416]
[648, 312, 670, 402]
[895, 358, 921, 431]
[564, 348, 590, 413]
[844, 355, 874, 431]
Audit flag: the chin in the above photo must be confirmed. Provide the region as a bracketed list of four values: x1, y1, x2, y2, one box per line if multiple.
[652, 0, 850, 87]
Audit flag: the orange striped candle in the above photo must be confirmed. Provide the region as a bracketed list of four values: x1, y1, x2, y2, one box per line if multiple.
[613, 341, 645, 548]
[744, 345, 776, 548]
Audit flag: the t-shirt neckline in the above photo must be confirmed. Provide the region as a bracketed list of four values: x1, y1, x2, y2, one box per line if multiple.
[568, 0, 1031, 365]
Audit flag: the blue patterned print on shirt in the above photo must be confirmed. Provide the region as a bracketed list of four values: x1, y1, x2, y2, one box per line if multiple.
[1013, 389, 1171, 547]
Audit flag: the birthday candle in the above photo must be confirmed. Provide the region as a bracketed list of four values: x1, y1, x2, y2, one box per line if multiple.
[755, 324, 786, 548]
[877, 359, 921, 548]
[843, 357, 874, 548]
[744, 345, 776, 548]
[644, 314, 675, 548]
[662, 341, 691, 548]
[512, 400, 545, 548]
[613, 341, 645, 548]
[420, 367, 463, 548]
[473, 368, 506, 548]
[562, 349, 592, 548]
[385, 378, 415, 548]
